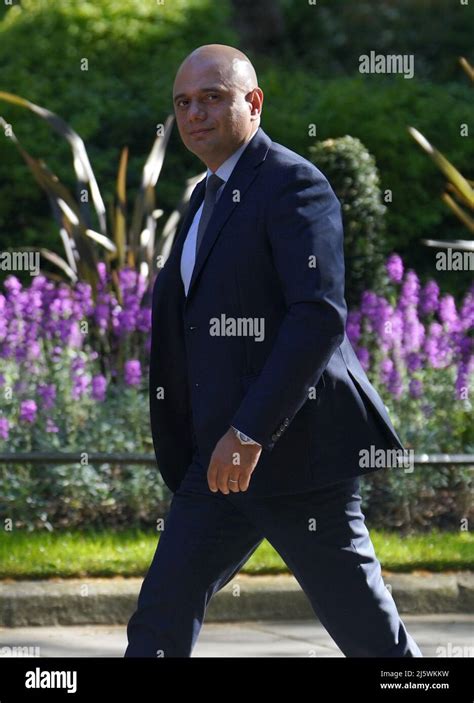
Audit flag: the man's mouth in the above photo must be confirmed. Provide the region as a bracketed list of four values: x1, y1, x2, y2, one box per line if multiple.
[189, 128, 214, 137]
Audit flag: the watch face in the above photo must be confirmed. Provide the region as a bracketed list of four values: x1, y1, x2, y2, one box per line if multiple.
[241, 434, 255, 444]
[232, 427, 256, 444]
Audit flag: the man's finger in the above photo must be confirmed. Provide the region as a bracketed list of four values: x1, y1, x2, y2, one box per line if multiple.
[228, 473, 241, 492]
[238, 469, 252, 492]
[207, 457, 219, 492]
[216, 464, 231, 494]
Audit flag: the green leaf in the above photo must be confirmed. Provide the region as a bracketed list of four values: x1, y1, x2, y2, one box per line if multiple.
[0, 90, 107, 235]
[408, 127, 474, 207]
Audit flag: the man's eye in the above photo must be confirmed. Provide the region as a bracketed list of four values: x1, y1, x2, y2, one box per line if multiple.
[206, 94, 219, 100]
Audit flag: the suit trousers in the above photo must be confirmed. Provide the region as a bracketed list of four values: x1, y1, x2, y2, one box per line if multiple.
[124, 455, 422, 658]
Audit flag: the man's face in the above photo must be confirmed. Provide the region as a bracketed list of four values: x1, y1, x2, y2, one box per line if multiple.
[173, 58, 258, 170]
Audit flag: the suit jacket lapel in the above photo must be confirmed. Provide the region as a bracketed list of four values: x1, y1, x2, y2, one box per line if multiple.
[163, 127, 272, 306]
[186, 127, 271, 301]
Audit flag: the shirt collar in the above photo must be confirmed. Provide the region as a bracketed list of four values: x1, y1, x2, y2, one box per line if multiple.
[206, 127, 259, 186]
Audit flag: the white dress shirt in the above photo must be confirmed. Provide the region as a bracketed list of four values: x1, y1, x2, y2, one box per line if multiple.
[180, 128, 259, 296]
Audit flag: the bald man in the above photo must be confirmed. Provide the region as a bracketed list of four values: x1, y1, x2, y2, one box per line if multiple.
[125, 44, 422, 658]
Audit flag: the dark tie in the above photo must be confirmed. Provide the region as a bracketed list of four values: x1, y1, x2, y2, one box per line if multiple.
[195, 173, 225, 256]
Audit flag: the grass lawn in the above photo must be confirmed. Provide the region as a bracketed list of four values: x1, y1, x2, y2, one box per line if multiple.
[0, 529, 472, 580]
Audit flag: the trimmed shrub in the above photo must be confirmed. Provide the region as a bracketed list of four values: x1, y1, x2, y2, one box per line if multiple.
[309, 135, 386, 306]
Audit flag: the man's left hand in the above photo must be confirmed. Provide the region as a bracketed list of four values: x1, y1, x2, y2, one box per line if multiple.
[207, 428, 262, 494]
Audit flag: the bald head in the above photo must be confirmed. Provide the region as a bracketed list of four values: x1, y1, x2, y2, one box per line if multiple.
[175, 44, 258, 94]
[173, 44, 263, 171]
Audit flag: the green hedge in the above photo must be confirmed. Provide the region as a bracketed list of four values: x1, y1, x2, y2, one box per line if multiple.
[2, 461, 471, 532]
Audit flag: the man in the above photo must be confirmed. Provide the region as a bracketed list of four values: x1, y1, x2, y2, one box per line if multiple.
[125, 44, 422, 658]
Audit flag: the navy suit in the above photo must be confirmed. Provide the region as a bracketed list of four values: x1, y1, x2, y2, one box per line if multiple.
[125, 127, 422, 657]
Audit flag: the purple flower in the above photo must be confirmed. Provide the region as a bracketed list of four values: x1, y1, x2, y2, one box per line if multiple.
[423, 322, 452, 369]
[71, 374, 90, 400]
[402, 307, 425, 354]
[346, 311, 361, 345]
[74, 282, 94, 316]
[51, 346, 63, 363]
[0, 270, 153, 402]
[91, 374, 107, 402]
[386, 309, 403, 349]
[360, 291, 378, 319]
[117, 309, 137, 336]
[136, 307, 152, 334]
[356, 347, 370, 372]
[19, 399, 37, 423]
[37, 383, 56, 410]
[386, 254, 404, 283]
[94, 302, 110, 331]
[26, 341, 41, 360]
[124, 359, 142, 387]
[399, 271, 420, 310]
[369, 298, 394, 350]
[97, 262, 107, 283]
[409, 378, 423, 398]
[4, 276, 22, 296]
[0, 417, 9, 440]
[459, 336, 474, 364]
[46, 418, 59, 433]
[439, 294, 460, 332]
[119, 268, 138, 291]
[419, 280, 439, 316]
[71, 357, 86, 374]
[406, 352, 422, 372]
[460, 286, 474, 331]
[387, 367, 403, 399]
[379, 357, 394, 384]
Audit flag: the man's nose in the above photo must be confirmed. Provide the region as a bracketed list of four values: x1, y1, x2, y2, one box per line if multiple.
[187, 100, 206, 120]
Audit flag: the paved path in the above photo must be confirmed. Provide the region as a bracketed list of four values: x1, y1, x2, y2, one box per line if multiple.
[1, 615, 473, 657]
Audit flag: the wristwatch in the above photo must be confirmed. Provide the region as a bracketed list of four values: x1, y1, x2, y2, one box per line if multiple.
[230, 426, 261, 446]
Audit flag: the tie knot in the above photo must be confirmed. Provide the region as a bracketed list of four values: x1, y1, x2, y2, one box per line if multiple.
[206, 173, 224, 195]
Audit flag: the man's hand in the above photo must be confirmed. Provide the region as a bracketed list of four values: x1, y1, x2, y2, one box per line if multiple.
[207, 428, 262, 494]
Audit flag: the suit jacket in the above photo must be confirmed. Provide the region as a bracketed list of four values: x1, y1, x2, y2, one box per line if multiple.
[149, 126, 404, 496]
